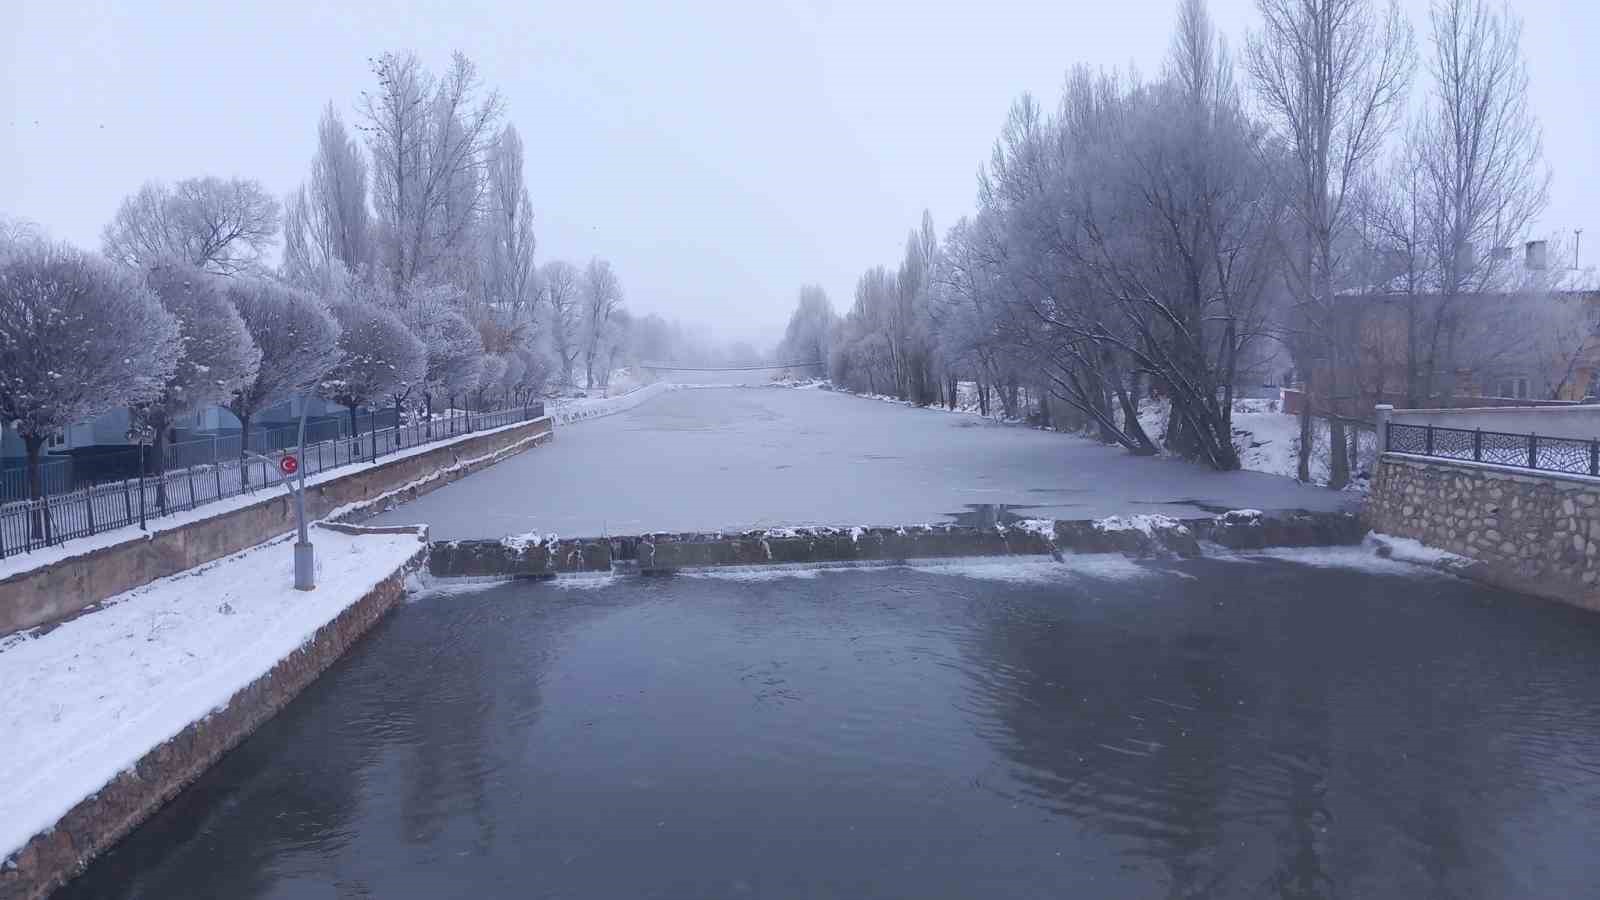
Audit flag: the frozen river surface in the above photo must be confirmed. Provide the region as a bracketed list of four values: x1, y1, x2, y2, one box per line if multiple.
[372, 386, 1350, 539]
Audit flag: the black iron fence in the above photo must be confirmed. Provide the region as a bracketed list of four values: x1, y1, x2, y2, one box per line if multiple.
[0, 410, 406, 503]
[0, 402, 544, 559]
[1386, 421, 1600, 477]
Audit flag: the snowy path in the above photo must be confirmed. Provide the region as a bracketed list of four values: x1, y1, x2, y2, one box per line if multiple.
[370, 386, 1351, 540]
[0, 526, 425, 861]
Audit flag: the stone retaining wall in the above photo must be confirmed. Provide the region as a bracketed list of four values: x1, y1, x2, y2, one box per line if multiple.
[1368, 452, 1600, 609]
[0, 529, 428, 900]
[0, 417, 552, 635]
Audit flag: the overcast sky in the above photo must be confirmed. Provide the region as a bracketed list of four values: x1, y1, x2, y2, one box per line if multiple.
[4, 0, 1597, 347]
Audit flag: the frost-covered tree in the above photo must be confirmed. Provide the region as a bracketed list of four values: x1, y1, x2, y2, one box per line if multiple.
[474, 353, 508, 411]
[0, 240, 179, 532]
[222, 276, 342, 481]
[1407, 0, 1549, 402]
[0, 216, 40, 247]
[102, 176, 282, 275]
[497, 351, 526, 402]
[1247, 0, 1414, 485]
[130, 259, 262, 505]
[778, 285, 837, 374]
[322, 298, 426, 453]
[481, 124, 538, 315]
[282, 104, 372, 292]
[360, 50, 504, 292]
[390, 281, 483, 426]
[511, 345, 548, 403]
[581, 258, 623, 389]
[540, 260, 582, 386]
[599, 307, 633, 388]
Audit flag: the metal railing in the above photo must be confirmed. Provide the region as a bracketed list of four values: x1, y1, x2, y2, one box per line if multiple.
[0, 402, 545, 559]
[0, 411, 400, 503]
[1386, 421, 1600, 477]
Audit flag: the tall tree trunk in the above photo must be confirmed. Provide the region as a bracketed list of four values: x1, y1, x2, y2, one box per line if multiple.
[152, 419, 169, 514]
[24, 434, 49, 542]
[1297, 397, 1314, 484]
[348, 405, 360, 462]
[238, 409, 253, 486]
[1328, 418, 1350, 489]
[1325, 342, 1351, 489]
[1349, 425, 1362, 478]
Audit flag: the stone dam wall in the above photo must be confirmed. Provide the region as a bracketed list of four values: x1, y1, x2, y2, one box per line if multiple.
[1369, 452, 1600, 610]
[0, 417, 552, 635]
[427, 510, 1367, 578]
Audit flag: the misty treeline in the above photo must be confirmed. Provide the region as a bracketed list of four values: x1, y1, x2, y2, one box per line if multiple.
[780, 0, 1573, 485]
[0, 50, 719, 504]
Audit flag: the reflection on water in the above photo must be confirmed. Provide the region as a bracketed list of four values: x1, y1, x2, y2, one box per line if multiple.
[65, 557, 1600, 899]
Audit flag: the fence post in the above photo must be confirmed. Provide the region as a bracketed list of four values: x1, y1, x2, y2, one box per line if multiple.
[1424, 424, 1435, 456]
[1473, 429, 1483, 462]
[1528, 433, 1539, 469]
[187, 466, 198, 509]
[1375, 405, 1392, 452]
[1590, 439, 1598, 477]
[215, 461, 223, 499]
[138, 465, 146, 530]
[123, 479, 133, 525]
[84, 485, 95, 534]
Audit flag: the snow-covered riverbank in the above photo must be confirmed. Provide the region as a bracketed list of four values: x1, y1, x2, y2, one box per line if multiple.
[0, 525, 426, 864]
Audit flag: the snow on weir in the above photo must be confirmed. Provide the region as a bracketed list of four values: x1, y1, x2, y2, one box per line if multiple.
[0, 526, 425, 862]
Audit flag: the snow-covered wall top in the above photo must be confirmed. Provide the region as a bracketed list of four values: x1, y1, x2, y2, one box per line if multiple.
[1388, 404, 1600, 441]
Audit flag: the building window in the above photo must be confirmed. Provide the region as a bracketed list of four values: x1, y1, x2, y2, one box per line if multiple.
[47, 433, 65, 448]
[1495, 377, 1530, 400]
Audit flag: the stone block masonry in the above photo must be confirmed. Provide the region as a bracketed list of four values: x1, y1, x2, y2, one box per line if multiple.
[1368, 452, 1600, 609]
[427, 511, 1366, 578]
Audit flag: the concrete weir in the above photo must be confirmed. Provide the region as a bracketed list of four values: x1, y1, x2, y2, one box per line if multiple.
[426, 510, 1367, 579]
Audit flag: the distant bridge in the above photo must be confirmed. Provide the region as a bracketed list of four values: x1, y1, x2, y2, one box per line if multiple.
[637, 360, 825, 374]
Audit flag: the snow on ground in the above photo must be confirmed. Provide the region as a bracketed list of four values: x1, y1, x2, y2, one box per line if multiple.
[1130, 396, 1376, 489]
[500, 530, 559, 551]
[1093, 513, 1188, 536]
[0, 525, 425, 862]
[548, 381, 677, 425]
[791, 382, 1375, 490]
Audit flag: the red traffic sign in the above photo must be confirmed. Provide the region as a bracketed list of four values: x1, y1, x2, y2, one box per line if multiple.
[279, 455, 299, 475]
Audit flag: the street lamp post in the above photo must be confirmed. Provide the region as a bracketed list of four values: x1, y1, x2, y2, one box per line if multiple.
[291, 395, 314, 590]
[250, 395, 315, 590]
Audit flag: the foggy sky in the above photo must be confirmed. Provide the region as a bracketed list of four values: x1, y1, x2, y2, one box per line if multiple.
[4, 0, 1597, 347]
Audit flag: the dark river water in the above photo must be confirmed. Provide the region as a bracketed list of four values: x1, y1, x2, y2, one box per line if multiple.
[64, 552, 1600, 899]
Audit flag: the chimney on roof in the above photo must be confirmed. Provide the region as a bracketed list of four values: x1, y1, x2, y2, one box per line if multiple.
[1526, 240, 1549, 271]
